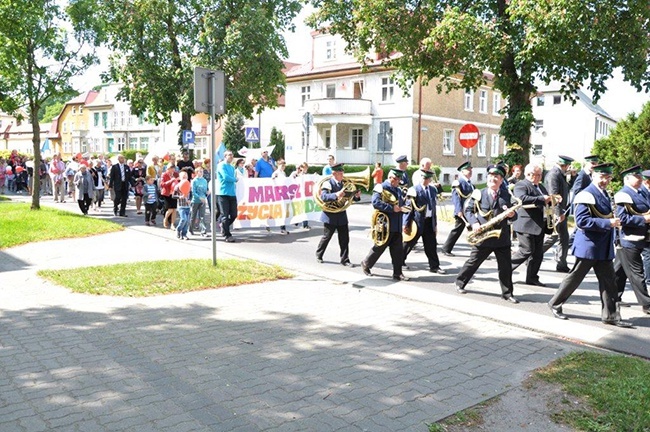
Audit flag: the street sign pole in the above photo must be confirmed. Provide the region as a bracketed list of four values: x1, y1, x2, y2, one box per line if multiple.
[194, 67, 225, 267]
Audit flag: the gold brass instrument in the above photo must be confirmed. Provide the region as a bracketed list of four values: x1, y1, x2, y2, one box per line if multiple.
[401, 188, 426, 242]
[370, 189, 398, 247]
[466, 196, 534, 246]
[314, 167, 370, 213]
[544, 194, 563, 233]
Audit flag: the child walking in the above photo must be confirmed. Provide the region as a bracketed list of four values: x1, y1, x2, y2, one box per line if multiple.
[142, 176, 158, 226]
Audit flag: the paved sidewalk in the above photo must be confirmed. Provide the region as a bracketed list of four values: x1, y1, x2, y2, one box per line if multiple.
[0, 215, 581, 431]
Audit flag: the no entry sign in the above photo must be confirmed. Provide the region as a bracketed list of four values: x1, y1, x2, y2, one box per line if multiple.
[459, 123, 480, 148]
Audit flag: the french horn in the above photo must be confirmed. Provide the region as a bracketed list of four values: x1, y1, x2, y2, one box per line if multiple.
[313, 167, 370, 213]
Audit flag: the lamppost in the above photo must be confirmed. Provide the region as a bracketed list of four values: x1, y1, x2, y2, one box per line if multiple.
[302, 111, 312, 164]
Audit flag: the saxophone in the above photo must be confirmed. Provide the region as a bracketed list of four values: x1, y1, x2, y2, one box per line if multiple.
[467, 196, 527, 246]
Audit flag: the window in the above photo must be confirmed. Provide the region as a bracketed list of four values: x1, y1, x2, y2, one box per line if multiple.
[534, 119, 544, 130]
[301, 86, 311, 106]
[537, 96, 545, 106]
[477, 133, 486, 157]
[120, 111, 125, 126]
[81, 140, 87, 153]
[129, 137, 138, 150]
[325, 84, 336, 98]
[490, 134, 500, 157]
[492, 93, 501, 114]
[479, 90, 487, 113]
[102, 112, 108, 128]
[72, 106, 77, 115]
[350, 128, 364, 149]
[532, 144, 543, 155]
[140, 137, 149, 150]
[464, 90, 474, 111]
[443, 173, 450, 184]
[93, 112, 99, 127]
[378, 121, 392, 151]
[323, 129, 331, 148]
[117, 137, 126, 152]
[477, 173, 484, 182]
[79, 106, 83, 114]
[326, 40, 336, 60]
[107, 138, 114, 153]
[443, 129, 454, 154]
[62, 122, 67, 132]
[352, 80, 364, 99]
[553, 95, 561, 105]
[381, 77, 394, 102]
[63, 142, 71, 153]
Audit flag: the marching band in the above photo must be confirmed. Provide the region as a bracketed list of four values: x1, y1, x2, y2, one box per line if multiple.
[322, 154, 650, 329]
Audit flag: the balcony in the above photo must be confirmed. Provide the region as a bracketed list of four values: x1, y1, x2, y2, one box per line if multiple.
[304, 98, 372, 125]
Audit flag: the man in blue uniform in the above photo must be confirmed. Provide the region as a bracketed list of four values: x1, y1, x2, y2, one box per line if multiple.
[362, 169, 410, 281]
[568, 154, 599, 246]
[641, 170, 650, 289]
[548, 163, 633, 327]
[613, 165, 650, 314]
[441, 161, 474, 256]
[402, 169, 445, 274]
[316, 163, 359, 266]
[455, 165, 519, 303]
[395, 155, 410, 190]
[543, 155, 573, 272]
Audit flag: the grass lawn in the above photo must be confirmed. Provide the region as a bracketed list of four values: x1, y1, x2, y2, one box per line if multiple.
[535, 351, 650, 431]
[0, 201, 124, 249]
[38, 259, 293, 296]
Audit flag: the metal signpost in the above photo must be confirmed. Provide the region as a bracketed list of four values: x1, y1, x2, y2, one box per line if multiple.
[194, 67, 226, 266]
[302, 112, 312, 164]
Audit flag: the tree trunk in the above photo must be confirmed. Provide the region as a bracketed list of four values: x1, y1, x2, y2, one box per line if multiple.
[178, 111, 193, 159]
[30, 104, 41, 210]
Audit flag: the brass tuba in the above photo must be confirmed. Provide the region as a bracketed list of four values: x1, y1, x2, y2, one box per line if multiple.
[313, 167, 370, 213]
[544, 194, 562, 233]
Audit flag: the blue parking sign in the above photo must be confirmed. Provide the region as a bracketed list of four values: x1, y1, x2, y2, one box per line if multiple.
[182, 130, 195, 144]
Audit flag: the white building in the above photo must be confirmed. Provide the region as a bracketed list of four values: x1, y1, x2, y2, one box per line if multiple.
[531, 86, 617, 167]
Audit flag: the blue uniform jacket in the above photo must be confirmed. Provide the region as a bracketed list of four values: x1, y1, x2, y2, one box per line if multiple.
[572, 169, 592, 195]
[403, 184, 437, 232]
[319, 177, 349, 226]
[372, 181, 403, 233]
[571, 183, 616, 260]
[451, 177, 474, 215]
[615, 185, 650, 250]
[464, 187, 516, 249]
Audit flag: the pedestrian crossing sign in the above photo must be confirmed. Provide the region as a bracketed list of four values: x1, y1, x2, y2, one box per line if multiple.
[245, 127, 260, 143]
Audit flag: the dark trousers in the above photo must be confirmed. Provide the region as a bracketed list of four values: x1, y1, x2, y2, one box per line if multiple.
[77, 194, 92, 215]
[316, 223, 350, 264]
[144, 203, 157, 222]
[363, 231, 404, 277]
[549, 258, 620, 322]
[113, 186, 128, 216]
[614, 247, 650, 306]
[403, 217, 440, 270]
[442, 216, 465, 253]
[511, 231, 545, 283]
[543, 218, 569, 267]
[217, 195, 238, 238]
[456, 246, 514, 298]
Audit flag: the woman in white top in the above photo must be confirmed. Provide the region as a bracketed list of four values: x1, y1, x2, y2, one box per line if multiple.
[90, 160, 106, 211]
[271, 161, 289, 234]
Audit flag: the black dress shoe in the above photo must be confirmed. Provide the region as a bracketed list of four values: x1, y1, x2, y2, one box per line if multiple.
[455, 284, 467, 294]
[392, 274, 410, 281]
[341, 261, 354, 268]
[602, 320, 634, 328]
[361, 261, 372, 276]
[430, 268, 447, 275]
[316, 257, 324, 264]
[526, 279, 546, 287]
[548, 303, 568, 320]
[442, 251, 455, 257]
[502, 296, 519, 304]
[556, 265, 570, 273]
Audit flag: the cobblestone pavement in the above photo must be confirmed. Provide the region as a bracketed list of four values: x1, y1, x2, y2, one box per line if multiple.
[1, 239, 576, 431]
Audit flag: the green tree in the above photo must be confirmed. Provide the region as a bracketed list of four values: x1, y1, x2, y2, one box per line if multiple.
[89, 0, 301, 154]
[309, 0, 650, 164]
[270, 127, 285, 161]
[0, 0, 97, 209]
[40, 101, 66, 123]
[223, 113, 247, 155]
[592, 102, 650, 185]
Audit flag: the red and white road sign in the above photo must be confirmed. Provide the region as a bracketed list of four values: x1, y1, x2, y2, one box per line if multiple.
[458, 123, 480, 148]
